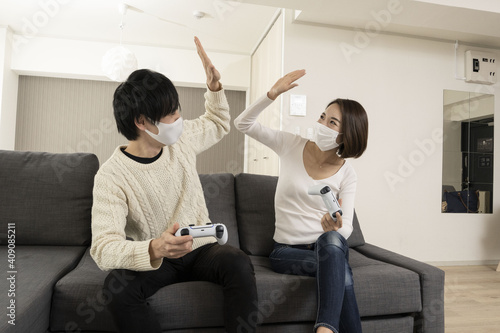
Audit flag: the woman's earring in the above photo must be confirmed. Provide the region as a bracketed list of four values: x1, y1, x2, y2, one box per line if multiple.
[336, 144, 343, 157]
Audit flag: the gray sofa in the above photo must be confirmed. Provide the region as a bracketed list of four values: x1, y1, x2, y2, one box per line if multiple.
[0, 150, 445, 333]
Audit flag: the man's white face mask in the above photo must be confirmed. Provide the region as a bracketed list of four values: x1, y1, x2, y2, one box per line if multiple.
[312, 122, 342, 152]
[145, 117, 183, 146]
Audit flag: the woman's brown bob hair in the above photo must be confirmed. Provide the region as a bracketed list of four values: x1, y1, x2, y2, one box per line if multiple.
[327, 99, 368, 159]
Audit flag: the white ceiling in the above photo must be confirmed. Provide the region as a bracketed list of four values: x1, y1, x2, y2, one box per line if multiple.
[292, 0, 500, 49]
[1, 0, 500, 55]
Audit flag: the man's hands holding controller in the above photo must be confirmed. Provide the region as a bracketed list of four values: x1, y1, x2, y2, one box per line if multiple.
[149, 223, 193, 260]
[321, 199, 343, 233]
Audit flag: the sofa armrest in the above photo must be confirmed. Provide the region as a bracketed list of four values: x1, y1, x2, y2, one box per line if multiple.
[354, 243, 444, 333]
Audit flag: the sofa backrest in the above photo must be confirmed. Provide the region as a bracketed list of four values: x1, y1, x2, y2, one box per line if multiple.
[199, 173, 240, 248]
[234, 173, 365, 256]
[0, 150, 99, 246]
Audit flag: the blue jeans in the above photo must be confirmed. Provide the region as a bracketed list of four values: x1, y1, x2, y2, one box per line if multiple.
[269, 231, 362, 333]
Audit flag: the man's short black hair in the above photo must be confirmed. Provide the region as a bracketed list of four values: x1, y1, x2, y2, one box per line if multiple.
[113, 69, 180, 141]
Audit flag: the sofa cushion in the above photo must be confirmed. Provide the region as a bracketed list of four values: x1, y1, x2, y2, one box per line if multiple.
[199, 173, 239, 248]
[52, 249, 225, 332]
[0, 246, 86, 333]
[235, 173, 277, 256]
[50, 249, 115, 332]
[51, 251, 312, 331]
[249, 256, 317, 324]
[0, 150, 99, 246]
[234, 173, 365, 256]
[50, 249, 422, 331]
[349, 249, 422, 317]
[250, 252, 421, 323]
[361, 316, 414, 333]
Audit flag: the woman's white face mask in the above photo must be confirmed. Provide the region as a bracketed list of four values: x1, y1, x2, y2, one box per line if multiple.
[145, 117, 183, 146]
[312, 122, 342, 152]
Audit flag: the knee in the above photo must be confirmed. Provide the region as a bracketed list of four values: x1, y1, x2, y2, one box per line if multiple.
[221, 246, 253, 268]
[219, 246, 255, 282]
[316, 231, 347, 252]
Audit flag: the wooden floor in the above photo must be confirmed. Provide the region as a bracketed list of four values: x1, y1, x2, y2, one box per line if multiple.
[439, 265, 500, 333]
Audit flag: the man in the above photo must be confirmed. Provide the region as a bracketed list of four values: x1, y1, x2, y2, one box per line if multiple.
[90, 37, 257, 333]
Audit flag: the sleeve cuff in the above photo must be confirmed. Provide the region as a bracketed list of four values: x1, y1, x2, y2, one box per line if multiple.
[205, 87, 227, 104]
[258, 94, 274, 107]
[134, 240, 162, 271]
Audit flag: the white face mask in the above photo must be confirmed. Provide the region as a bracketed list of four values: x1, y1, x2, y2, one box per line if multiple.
[145, 117, 183, 146]
[313, 122, 341, 152]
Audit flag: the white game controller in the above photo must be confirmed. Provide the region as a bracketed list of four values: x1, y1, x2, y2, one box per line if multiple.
[175, 223, 228, 245]
[308, 184, 343, 221]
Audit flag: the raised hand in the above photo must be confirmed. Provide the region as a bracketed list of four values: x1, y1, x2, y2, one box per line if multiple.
[267, 69, 306, 100]
[194, 36, 221, 92]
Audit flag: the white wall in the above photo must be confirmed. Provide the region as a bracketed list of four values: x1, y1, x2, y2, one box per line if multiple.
[279, 11, 500, 264]
[0, 34, 250, 150]
[0, 27, 19, 150]
[11, 36, 251, 90]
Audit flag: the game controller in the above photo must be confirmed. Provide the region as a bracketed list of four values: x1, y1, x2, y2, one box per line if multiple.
[308, 184, 343, 221]
[175, 223, 228, 245]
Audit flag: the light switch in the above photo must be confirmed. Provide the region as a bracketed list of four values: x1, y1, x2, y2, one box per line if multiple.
[290, 94, 307, 116]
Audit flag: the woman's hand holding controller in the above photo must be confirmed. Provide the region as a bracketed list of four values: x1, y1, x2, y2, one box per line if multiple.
[321, 199, 343, 232]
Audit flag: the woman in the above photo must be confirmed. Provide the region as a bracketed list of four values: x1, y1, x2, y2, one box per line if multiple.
[234, 70, 368, 333]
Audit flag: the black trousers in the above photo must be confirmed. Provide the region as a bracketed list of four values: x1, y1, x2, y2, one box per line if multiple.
[103, 243, 258, 333]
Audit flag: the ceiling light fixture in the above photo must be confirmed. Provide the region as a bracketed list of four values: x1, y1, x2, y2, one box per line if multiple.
[193, 11, 205, 19]
[101, 3, 138, 82]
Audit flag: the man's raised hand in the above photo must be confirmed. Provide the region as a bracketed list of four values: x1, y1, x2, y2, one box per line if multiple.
[195, 36, 221, 92]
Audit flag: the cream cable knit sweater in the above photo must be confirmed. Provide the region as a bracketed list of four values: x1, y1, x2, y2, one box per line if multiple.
[91, 89, 230, 272]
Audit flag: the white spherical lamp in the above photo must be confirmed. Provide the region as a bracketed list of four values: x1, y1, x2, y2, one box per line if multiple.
[101, 45, 138, 82]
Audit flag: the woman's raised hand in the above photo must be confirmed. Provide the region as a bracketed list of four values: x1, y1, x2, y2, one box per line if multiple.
[267, 69, 306, 101]
[195, 36, 222, 92]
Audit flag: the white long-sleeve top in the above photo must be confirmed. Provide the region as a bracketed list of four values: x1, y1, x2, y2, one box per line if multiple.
[90, 89, 230, 271]
[234, 95, 356, 244]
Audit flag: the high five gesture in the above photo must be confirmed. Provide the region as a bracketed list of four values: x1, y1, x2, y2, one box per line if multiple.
[267, 69, 306, 100]
[195, 36, 222, 92]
